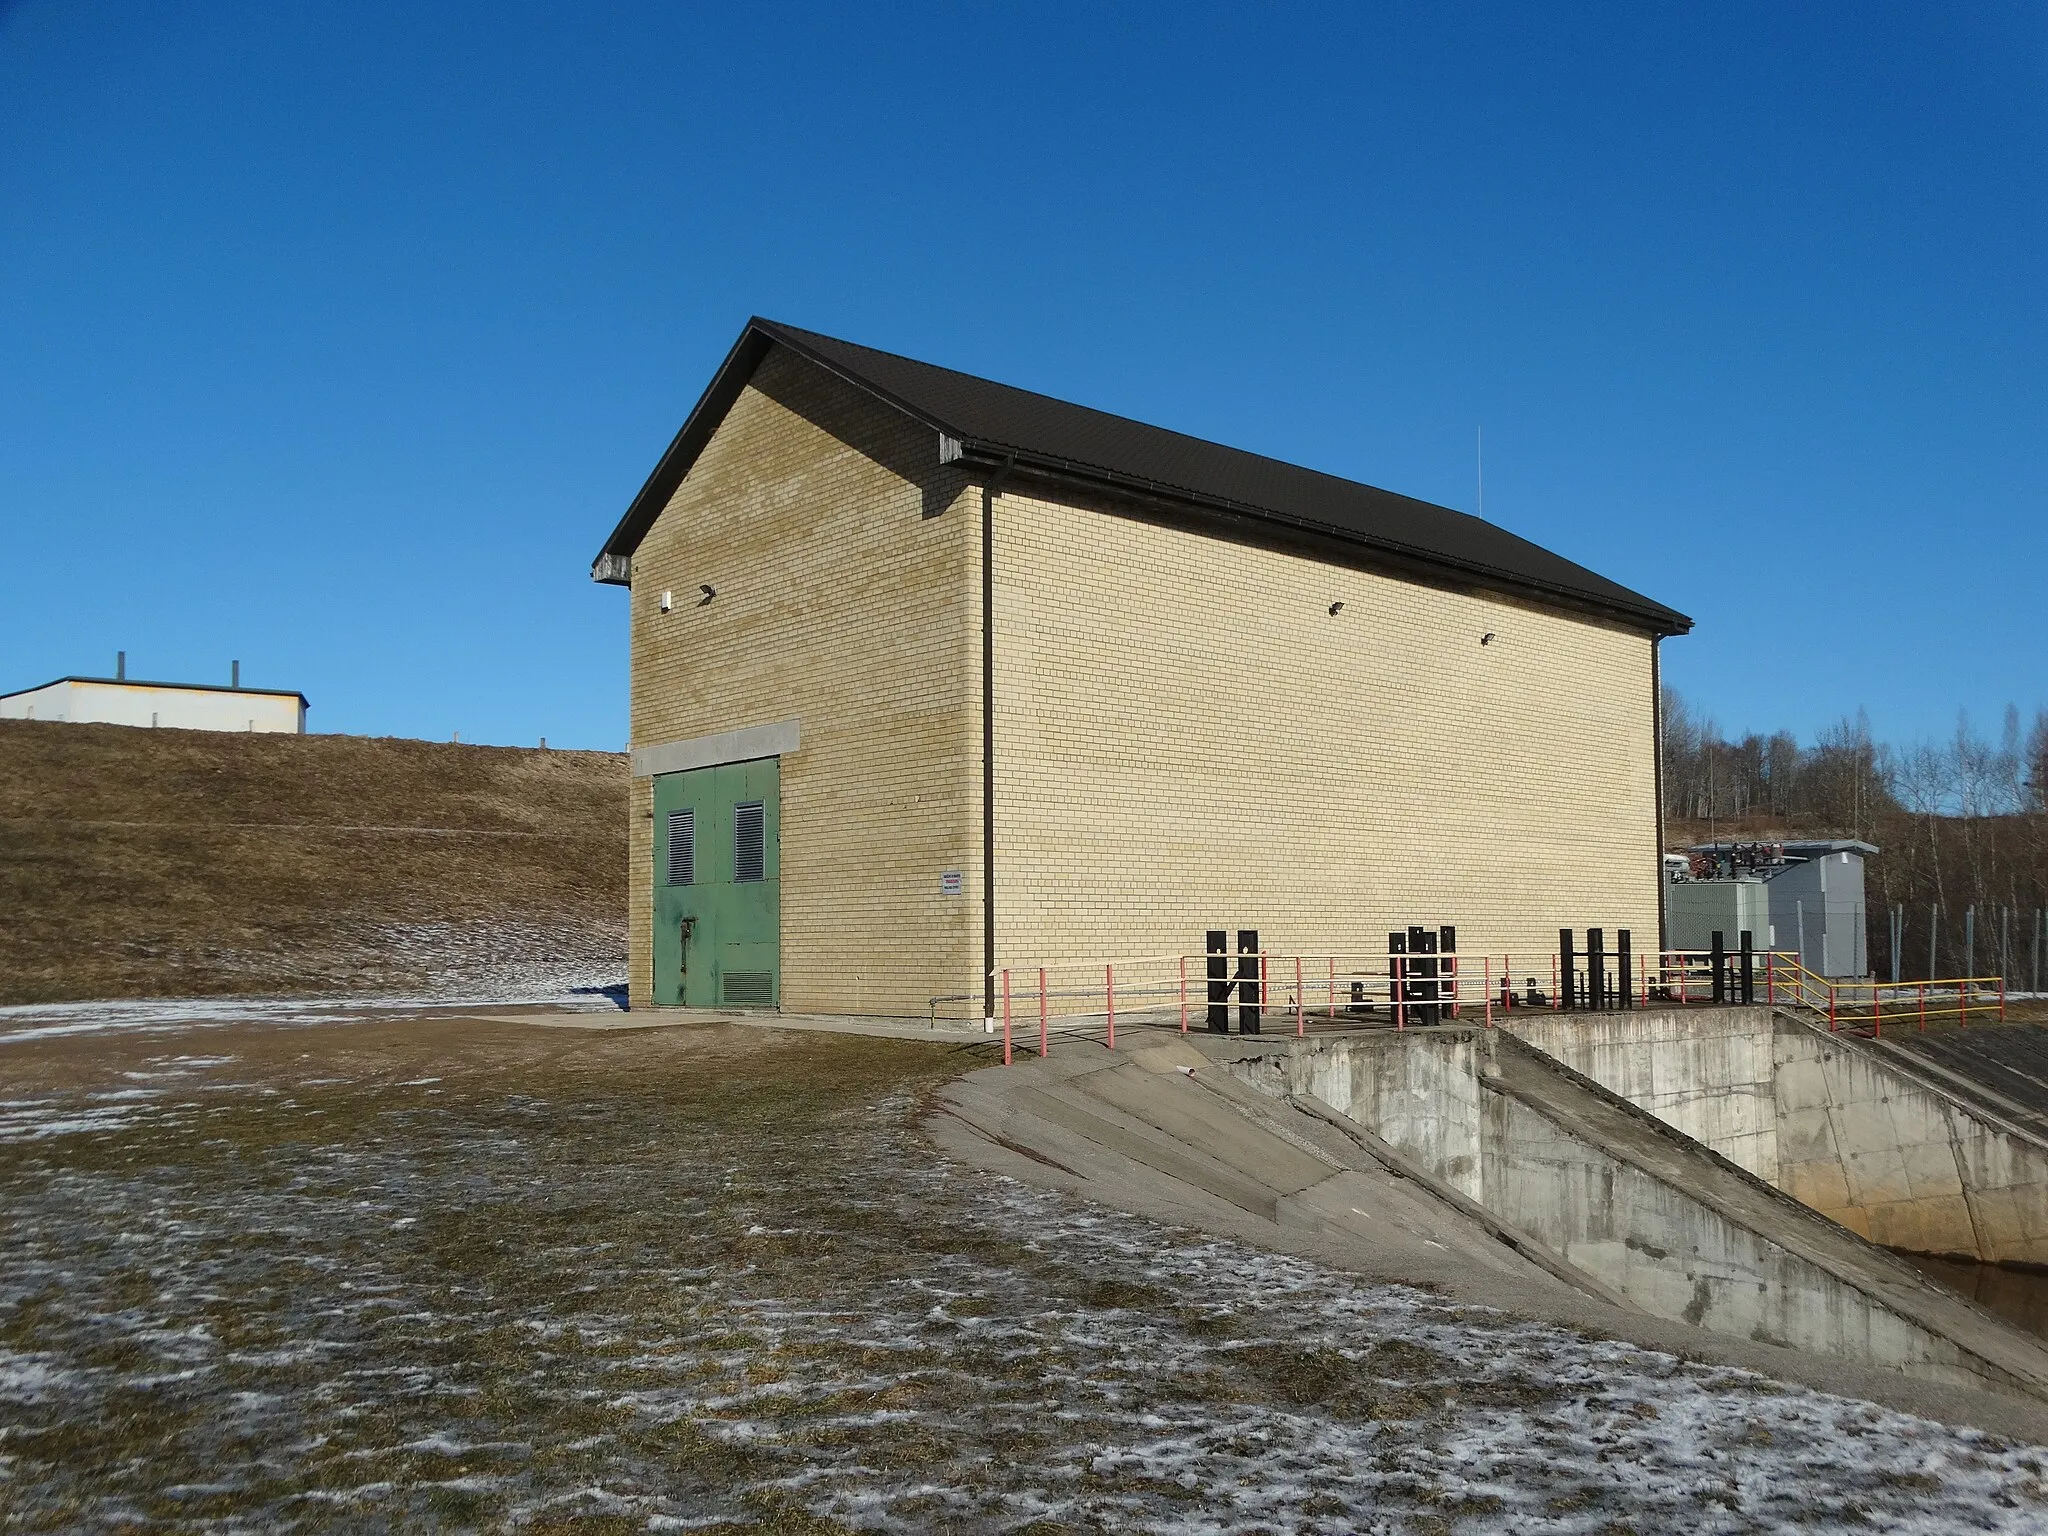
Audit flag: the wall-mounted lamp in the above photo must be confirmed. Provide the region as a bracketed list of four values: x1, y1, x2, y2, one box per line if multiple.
[659, 590, 674, 612]
[1328, 601, 1345, 616]
[1480, 633, 1495, 646]
[698, 584, 717, 606]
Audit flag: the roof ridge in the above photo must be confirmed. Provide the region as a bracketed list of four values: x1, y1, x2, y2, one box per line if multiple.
[758, 317, 1498, 526]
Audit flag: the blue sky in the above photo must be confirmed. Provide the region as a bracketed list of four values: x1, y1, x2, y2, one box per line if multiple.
[2, 2, 2042, 752]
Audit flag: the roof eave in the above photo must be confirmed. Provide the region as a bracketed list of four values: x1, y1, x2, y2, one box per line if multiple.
[589, 317, 967, 585]
[948, 440, 1693, 638]
[589, 323, 778, 584]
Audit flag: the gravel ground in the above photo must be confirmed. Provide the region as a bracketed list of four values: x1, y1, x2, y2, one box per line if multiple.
[3, 1014, 2047, 1534]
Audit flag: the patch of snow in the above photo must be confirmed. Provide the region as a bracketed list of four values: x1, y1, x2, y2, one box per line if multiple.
[0, 1351, 78, 1404]
[0, 1102, 147, 1143]
[0, 974, 626, 1045]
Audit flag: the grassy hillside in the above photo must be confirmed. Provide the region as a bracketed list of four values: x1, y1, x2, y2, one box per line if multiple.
[0, 719, 627, 1005]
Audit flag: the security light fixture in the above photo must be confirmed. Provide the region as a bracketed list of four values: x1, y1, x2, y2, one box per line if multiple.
[698, 584, 717, 606]
[1480, 633, 1495, 645]
[660, 590, 674, 612]
[1328, 601, 1344, 616]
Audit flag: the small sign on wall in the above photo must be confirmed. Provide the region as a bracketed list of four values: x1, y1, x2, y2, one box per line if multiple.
[939, 870, 964, 896]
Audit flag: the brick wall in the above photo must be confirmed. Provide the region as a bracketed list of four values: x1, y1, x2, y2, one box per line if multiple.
[626, 349, 976, 1013]
[987, 487, 1662, 995]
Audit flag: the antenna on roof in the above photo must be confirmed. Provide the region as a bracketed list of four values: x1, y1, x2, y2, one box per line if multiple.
[1476, 425, 1484, 519]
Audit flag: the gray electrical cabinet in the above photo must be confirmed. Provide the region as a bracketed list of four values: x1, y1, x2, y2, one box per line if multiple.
[1680, 839, 1875, 978]
[1764, 843, 1871, 978]
[1665, 878, 1774, 956]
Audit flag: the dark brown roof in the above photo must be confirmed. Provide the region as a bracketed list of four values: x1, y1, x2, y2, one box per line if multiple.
[595, 318, 1691, 635]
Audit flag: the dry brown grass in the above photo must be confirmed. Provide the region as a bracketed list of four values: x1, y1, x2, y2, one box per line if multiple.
[0, 719, 626, 1004]
[5, 1016, 2043, 1530]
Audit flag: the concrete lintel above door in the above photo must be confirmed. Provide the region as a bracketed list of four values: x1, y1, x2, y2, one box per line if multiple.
[632, 718, 800, 779]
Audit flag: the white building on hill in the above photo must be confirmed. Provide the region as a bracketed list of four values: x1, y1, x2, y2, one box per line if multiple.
[0, 660, 307, 734]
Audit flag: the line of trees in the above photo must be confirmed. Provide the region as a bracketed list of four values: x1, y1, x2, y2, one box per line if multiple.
[1660, 690, 2048, 982]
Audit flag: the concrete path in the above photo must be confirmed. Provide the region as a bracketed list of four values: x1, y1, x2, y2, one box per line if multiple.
[1885, 1023, 2048, 1134]
[480, 1006, 994, 1041]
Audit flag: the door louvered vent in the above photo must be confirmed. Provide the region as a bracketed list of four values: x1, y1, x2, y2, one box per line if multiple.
[733, 801, 765, 883]
[722, 970, 774, 1005]
[665, 809, 694, 886]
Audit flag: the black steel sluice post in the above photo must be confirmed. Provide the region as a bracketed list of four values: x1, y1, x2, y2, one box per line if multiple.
[1560, 929, 1578, 1010]
[1711, 930, 1727, 1005]
[1237, 928, 1261, 1034]
[1588, 927, 1607, 1012]
[1739, 930, 1755, 1005]
[1616, 929, 1632, 1009]
[1206, 929, 1229, 1033]
[1440, 925, 1457, 1020]
[1410, 924, 1437, 1025]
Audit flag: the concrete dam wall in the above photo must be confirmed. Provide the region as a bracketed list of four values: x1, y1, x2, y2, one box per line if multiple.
[1218, 1026, 2048, 1396]
[934, 1014, 2048, 1408]
[1499, 1007, 2048, 1263]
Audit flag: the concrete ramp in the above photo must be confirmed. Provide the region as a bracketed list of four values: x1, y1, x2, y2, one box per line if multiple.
[1888, 1025, 2048, 1134]
[937, 1039, 1622, 1305]
[937, 1028, 2048, 1405]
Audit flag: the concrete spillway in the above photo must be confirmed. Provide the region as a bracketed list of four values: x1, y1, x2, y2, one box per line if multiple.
[932, 1014, 2048, 1424]
[1498, 1008, 2048, 1263]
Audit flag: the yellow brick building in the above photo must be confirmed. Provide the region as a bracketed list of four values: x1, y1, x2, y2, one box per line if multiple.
[593, 319, 1691, 1018]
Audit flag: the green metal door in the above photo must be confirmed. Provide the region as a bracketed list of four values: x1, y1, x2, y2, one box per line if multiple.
[651, 757, 781, 1007]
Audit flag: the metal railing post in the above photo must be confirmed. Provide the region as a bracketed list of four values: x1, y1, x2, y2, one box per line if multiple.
[1295, 957, 1305, 1037]
[1106, 963, 1115, 1049]
[1179, 954, 1188, 1033]
[1039, 966, 1049, 1057]
[1002, 968, 1013, 1066]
